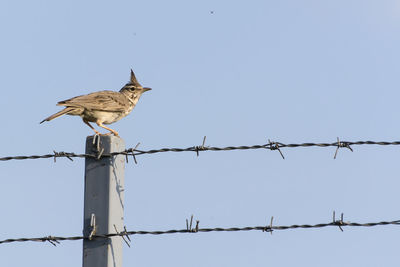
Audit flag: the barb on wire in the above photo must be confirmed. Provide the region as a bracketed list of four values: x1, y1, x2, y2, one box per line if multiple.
[53, 151, 73, 162]
[125, 142, 140, 164]
[2, 139, 400, 162]
[334, 137, 353, 159]
[1, 216, 399, 246]
[123, 226, 131, 243]
[268, 139, 285, 159]
[194, 136, 208, 157]
[41, 236, 60, 246]
[132, 143, 140, 164]
[114, 224, 131, 247]
[263, 216, 274, 234]
[333, 211, 345, 232]
[186, 215, 200, 233]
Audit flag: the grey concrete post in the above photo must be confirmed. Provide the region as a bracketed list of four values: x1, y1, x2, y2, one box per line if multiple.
[82, 135, 125, 267]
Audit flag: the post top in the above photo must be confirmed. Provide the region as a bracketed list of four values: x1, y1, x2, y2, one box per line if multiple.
[85, 135, 125, 154]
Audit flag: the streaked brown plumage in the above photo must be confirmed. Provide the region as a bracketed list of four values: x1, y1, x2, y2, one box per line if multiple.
[40, 69, 151, 136]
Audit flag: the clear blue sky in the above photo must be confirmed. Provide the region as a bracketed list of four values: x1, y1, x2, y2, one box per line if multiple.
[1, 0, 400, 266]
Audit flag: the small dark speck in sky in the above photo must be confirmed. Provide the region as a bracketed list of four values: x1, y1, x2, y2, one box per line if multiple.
[210, 10, 214, 14]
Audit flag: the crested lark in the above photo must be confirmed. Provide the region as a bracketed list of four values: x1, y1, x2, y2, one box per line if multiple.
[40, 69, 151, 136]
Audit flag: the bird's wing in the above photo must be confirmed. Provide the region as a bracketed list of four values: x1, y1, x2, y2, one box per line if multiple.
[57, 91, 129, 112]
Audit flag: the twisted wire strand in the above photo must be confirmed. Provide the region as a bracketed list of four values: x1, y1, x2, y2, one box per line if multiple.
[1, 140, 400, 162]
[1, 219, 399, 245]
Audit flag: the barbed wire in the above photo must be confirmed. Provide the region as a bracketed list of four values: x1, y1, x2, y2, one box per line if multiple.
[1, 137, 400, 162]
[1, 213, 399, 246]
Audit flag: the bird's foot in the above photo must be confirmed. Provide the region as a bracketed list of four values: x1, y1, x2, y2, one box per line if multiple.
[102, 131, 119, 137]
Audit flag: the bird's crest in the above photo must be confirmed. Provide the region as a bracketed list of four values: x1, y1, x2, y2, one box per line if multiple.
[130, 69, 142, 87]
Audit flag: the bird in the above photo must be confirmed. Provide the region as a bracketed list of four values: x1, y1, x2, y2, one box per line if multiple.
[40, 69, 151, 136]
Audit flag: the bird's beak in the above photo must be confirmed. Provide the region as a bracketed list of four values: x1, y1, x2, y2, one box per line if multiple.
[143, 87, 152, 92]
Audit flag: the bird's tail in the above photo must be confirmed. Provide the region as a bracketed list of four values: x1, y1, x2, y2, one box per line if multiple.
[40, 107, 74, 124]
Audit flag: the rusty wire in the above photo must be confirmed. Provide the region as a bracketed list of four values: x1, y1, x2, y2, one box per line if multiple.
[1, 216, 399, 246]
[1, 138, 400, 162]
